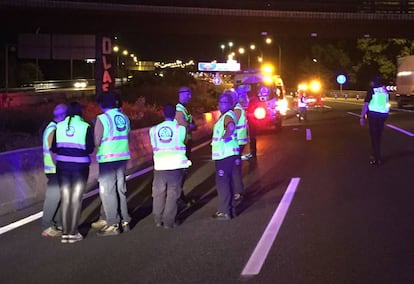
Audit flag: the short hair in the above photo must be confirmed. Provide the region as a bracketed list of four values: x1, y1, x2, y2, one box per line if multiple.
[219, 92, 233, 103]
[53, 104, 67, 118]
[163, 104, 176, 119]
[371, 76, 382, 87]
[178, 86, 191, 96]
[97, 92, 117, 109]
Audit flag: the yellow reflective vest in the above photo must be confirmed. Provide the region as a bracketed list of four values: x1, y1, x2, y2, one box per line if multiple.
[43, 121, 57, 174]
[55, 116, 91, 164]
[234, 102, 248, 146]
[96, 108, 131, 163]
[150, 120, 191, 170]
[211, 110, 239, 160]
[368, 87, 389, 114]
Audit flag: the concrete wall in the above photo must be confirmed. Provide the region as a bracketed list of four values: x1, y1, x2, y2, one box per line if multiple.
[0, 110, 219, 216]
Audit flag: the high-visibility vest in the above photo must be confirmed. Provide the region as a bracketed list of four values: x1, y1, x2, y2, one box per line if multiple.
[234, 103, 248, 146]
[176, 103, 193, 138]
[368, 87, 389, 114]
[43, 121, 57, 174]
[55, 115, 91, 163]
[211, 110, 239, 160]
[298, 96, 307, 108]
[150, 120, 191, 170]
[96, 108, 131, 163]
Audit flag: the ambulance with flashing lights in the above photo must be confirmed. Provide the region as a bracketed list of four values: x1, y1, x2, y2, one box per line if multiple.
[295, 80, 324, 109]
[233, 64, 288, 131]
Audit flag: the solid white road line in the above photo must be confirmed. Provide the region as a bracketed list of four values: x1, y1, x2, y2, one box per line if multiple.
[306, 128, 312, 141]
[386, 124, 414, 137]
[0, 212, 43, 235]
[347, 112, 414, 137]
[0, 139, 213, 235]
[241, 177, 301, 277]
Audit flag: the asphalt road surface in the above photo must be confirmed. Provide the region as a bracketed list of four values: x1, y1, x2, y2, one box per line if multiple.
[2, 98, 414, 284]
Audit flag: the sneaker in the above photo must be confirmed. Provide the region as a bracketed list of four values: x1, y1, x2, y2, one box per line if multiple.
[234, 193, 243, 201]
[91, 219, 107, 230]
[121, 221, 130, 233]
[155, 222, 162, 228]
[67, 233, 83, 243]
[61, 235, 69, 243]
[96, 224, 121, 237]
[211, 211, 231, 221]
[41, 226, 62, 237]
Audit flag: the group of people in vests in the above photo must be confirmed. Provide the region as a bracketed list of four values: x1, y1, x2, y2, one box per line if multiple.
[40, 86, 251, 243]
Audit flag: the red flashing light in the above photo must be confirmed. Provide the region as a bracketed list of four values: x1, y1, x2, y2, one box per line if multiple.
[254, 107, 267, 120]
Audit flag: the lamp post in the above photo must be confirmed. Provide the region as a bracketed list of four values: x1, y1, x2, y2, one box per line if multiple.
[265, 37, 282, 76]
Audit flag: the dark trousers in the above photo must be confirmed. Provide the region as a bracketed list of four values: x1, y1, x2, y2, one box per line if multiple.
[215, 156, 236, 217]
[42, 173, 62, 229]
[179, 139, 192, 202]
[232, 145, 245, 195]
[368, 111, 388, 161]
[57, 168, 89, 235]
[152, 169, 184, 226]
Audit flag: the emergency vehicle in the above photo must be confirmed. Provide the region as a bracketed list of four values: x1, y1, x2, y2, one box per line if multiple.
[295, 80, 324, 109]
[233, 65, 288, 131]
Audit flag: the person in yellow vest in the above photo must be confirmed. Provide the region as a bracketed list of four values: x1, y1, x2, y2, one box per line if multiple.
[225, 89, 248, 203]
[150, 104, 191, 228]
[51, 101, 94, 243]
[175, 86, 196, 207]
[211, 92, 240, 220]
[360, 76, 390, 165]
[41, 103, 67, 237]
[92, 92, 132, 236]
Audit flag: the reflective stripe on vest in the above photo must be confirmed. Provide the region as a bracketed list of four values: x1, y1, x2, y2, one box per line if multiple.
[368, 87, 389, 114]
[96, 108, 131, 163]
[55, 115, 90, 164]
[43, 121, 57, 173]
[176, 103, 192, 138]
[56, 155, 90, 163]
[298, 96, 307, 108]
[211, 110, 239, 160]
[150, 120, 190, 170]
[234, 103, 248, 145]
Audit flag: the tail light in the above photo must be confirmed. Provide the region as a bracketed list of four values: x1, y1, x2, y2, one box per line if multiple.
[253, 106, 267, 120]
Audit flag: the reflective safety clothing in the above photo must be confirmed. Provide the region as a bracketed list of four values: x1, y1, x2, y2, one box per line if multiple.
[96, 108, 131, 163]
[368, 87, 389, 114]
[298, 96, 307, 108]
[43, 121, 57, 174]
[234, 102, 248, 146]
[55, 116, 91, 164]
[211, 110, 239, 160]
[176, 103, 193, 139]
[150, 120, 191, 170]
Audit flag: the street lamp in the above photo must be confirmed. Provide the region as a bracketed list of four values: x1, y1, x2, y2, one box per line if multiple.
[265, 37, 282, 76]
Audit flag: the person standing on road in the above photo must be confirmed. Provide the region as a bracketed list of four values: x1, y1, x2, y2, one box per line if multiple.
[92, 92, 132, 236]
[150, 104, 191, 229]
[360, 76, 390, 165]
[225, 89, 248, 203]
[41, 103, 67, 237]
[211, 92, 239, 220]
[51, 101, 94, 243]
[175, 86, 196, 206]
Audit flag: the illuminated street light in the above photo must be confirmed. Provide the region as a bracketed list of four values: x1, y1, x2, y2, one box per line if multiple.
[264, 37, 282, 76]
